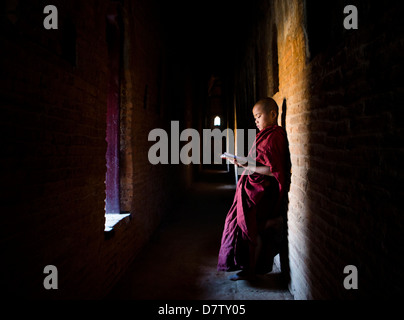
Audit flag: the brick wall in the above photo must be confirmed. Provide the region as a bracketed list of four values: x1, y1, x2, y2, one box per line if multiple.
[0, 0, 188, 298]
[231, 0, 404, 299]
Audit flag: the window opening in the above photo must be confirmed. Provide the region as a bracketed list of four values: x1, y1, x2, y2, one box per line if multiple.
[214, 116, 221, 127]
[105, 10, 121, 215]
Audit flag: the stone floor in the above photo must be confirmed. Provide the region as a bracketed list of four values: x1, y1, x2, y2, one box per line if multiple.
[105, 170, 293, 300]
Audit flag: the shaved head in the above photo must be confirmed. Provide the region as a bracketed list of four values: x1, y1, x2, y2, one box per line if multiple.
[254, 97, 279, 115]
[252, 97, 279, 130]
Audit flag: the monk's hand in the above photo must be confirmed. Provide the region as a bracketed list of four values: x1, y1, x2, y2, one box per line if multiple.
[235, 158, 248, 168]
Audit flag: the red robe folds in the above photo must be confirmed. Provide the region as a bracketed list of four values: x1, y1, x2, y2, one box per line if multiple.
[217, 125, 291, 273]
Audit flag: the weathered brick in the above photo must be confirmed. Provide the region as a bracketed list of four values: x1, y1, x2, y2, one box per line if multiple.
[0, 0, 192, 299]
[230, 0, 404, 300]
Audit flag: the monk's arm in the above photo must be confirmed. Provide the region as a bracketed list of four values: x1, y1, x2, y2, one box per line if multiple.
[250, 165, 274, 177]
[234, 159, 274, 177]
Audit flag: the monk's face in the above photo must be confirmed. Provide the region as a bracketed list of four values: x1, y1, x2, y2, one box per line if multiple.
[253, 104, 277, 131]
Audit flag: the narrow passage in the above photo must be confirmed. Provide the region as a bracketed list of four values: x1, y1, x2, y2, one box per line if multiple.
[106, 170, 293, 300]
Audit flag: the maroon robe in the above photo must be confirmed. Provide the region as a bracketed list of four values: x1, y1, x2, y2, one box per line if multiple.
[217, 125, 291, 273]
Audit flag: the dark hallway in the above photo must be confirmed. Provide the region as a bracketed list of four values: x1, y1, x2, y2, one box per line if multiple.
[1, 0, 404, 303]
[106, 170, 292, 300]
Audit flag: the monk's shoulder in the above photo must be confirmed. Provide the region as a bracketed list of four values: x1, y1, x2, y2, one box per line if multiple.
[269, 126, 286, 140]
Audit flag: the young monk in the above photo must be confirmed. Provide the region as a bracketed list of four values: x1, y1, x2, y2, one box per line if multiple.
[217, 97, 291, 281]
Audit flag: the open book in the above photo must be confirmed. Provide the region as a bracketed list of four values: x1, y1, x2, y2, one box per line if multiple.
[220, 152, 249, 164]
